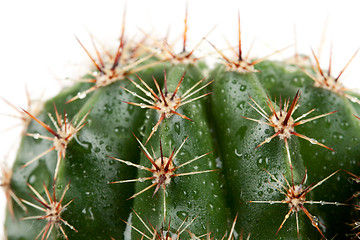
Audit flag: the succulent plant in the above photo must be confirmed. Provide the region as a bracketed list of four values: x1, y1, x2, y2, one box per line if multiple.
[2, 5, 360, 240]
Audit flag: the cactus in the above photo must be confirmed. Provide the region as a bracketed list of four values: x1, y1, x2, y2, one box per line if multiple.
[2, 5, 360, 240]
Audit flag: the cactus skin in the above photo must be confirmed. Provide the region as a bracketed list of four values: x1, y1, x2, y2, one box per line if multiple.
[255, 60, 360, 238]
[129, 64, 229, 238]
[5, 65, 166, 239]
[208, 61, 360, 239]
[4, 25, 360, 240]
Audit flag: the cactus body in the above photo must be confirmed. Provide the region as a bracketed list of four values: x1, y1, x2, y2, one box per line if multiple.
[3, 18, 360, 240]
[209, 61, 360, 239]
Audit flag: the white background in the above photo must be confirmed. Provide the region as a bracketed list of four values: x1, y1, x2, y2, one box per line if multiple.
[1, 0, 360, 238]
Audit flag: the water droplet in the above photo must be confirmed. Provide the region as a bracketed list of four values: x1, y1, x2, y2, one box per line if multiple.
[174, 122, 180, 134]
[33, 133, 40, 139]
[312, 216, 319, 226]
[104, 104, 113, 114]
[263, 76, 276, 88]
[336, 175, 341, 182]
[215, 157, 222, 168]
[237, 101, 245, 109]
[78, 91, 87, 99]
[28, 161, 51, 189]
[114, 126, 126, 135]
[257, 156, 269, 169]
[28, 174, 36, 184]
[176, 211, 188, 220]
[127, 105, 135, 115]
[226, 128, 231, 134]
[267, 188, 273, 194]
[106, 145, 113, 152]
[240, 85, 247, 91]
[340, 121, 350, 130]
[234, 148, 242, 158]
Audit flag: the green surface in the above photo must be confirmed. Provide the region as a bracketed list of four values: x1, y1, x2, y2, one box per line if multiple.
[5, 58, 360, 239]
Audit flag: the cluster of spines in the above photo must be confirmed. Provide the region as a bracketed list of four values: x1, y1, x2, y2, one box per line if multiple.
[1, 6, 360, 240]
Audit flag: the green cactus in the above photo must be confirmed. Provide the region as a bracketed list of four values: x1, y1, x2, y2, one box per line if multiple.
[2, 7, 360, 240]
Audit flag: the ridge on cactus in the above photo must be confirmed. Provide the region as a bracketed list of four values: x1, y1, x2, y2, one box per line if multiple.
[243, 90, 336, 172]
[244, 90, 336, 150]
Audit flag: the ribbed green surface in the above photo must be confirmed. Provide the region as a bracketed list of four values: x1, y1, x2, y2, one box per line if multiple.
[5, 58, 360, 239]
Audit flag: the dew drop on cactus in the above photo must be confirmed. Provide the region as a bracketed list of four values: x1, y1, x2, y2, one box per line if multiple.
[77, 91, 87, 100]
